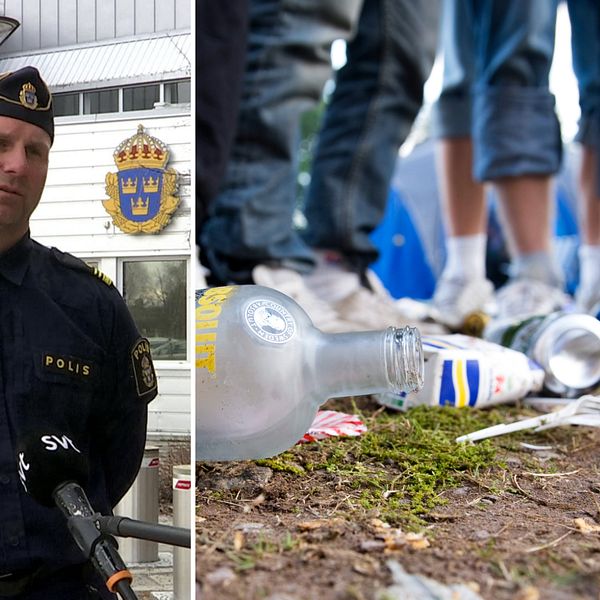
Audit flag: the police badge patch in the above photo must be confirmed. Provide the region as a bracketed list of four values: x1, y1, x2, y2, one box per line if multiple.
[131, 338, 158, 398]
[19, 81, 38, 109]
[103, 125, 180, 234]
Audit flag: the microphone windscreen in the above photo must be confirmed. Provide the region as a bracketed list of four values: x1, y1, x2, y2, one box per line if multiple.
[17, 430, 89, 506]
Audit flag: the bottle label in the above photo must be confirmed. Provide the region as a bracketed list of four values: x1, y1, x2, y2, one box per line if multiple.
[494, 314, 550, 355]
[245, 299, 296, 344]
[196, 286, 236, 374]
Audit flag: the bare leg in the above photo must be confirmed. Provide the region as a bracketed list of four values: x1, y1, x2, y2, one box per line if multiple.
[432, 138, 495, 329]
[436, 138, 487, 236]
[493, 174, 554, 258]
[491, 173, 568, 318]
[575, 145, 600, 313]
[578, 146, 600, 245]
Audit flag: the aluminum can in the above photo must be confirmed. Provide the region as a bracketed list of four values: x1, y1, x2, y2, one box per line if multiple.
[484, 312, 600, 397]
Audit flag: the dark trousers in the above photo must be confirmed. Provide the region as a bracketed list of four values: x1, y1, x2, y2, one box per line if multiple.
[196, 0, 250, 237]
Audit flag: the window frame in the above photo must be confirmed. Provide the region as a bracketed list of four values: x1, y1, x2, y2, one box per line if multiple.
[79, 255, 192, 369]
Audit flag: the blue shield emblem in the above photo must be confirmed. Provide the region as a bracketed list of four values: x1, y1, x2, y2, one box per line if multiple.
[117, 167, 163, 222]
[104, 125, 181, 234]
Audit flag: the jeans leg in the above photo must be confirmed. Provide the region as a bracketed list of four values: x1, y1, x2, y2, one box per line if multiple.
[470, 0, 561, 180]
[567, 0, 600, 193]
[201, 0, 362, 284]
[196, 0, 249, 234]
[432, 0, 475, 138]
[303, 0, 439, 271]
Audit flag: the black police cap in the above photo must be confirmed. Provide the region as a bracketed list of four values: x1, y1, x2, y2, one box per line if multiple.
[0, 66, 54, 144]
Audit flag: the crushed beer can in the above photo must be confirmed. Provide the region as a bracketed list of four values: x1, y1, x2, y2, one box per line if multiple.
[484, 312, 600, 397]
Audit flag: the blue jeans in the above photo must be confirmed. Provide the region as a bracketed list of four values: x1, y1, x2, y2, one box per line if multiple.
[568, 0, 600, 146]
[201, 0, 439, 283]
[567, 0, 600, 192]
[432, 0, 562, 181]
[303, 0, 439, 272]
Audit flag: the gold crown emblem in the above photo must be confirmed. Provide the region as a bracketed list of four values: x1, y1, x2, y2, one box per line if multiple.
[143, 175, 159, 193]
[19, 82, 38, 109]
[113, 124, 169, 170]
[131, 197, 150, 216]
[121, 177, 138, 194]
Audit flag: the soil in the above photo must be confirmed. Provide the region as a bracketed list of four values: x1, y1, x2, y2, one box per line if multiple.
[196, 396, 600, 600]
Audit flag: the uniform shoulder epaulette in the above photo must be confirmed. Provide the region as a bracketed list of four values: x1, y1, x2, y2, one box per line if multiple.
[50, 247, 114, 287]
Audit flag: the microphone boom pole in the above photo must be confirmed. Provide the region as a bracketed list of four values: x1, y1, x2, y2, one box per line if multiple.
[55, 482, 139, 600]
[97, 515, 191, 548]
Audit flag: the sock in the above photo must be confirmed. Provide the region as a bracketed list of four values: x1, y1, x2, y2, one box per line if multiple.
[578, 244, 600, 292]
[509, 251, 563, 287]
[442, 234, 487, 281]
[304, 250, 362, 303]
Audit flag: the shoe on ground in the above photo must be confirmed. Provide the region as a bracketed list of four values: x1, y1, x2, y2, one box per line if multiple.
[252, 265, 357, 333]
[331, 269, 448, 335]
[495, 278, 571, 320]
[575, 285, 600, 318]
[430, 275, 496, 330]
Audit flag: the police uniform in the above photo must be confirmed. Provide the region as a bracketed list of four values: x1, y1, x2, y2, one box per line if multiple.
[0, 68, 157, 598]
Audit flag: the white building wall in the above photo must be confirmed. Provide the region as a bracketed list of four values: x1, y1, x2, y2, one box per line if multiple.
[30, 107, 193, 436]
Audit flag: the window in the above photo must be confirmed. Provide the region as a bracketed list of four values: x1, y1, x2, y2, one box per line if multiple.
[122, 259, 187, 361]
[53, 93, 79, 116]
[53, 80, 190, 116]
[164, 80, 190, 104]
[123, 84, 160, 112]
[83, 88, 118, 114]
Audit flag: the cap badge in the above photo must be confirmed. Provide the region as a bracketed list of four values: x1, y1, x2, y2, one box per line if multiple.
[19, 82, 38, 109]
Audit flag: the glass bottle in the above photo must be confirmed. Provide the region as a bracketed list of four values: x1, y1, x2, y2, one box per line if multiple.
[196, 285, 424, 461]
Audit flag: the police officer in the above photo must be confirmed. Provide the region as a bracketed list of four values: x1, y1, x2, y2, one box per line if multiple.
[0, 67, 158, 598]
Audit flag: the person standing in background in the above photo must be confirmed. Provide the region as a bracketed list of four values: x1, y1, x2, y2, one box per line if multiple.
[196, 0, 250, 286]
[430, 0, 568, 329]
[567, 0, 600, 317]
[199, 0, 442, 333]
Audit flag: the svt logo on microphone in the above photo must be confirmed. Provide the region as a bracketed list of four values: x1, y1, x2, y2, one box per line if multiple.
[17, 451, 30, 491]
[41, 435, 82, 453]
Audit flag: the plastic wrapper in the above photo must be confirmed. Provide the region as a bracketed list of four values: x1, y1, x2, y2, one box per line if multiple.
[299, 410, 367, 443]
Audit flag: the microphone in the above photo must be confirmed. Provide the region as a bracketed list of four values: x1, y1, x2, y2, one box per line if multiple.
[17, 429, 89, 505]
[17, 430, 137, 599]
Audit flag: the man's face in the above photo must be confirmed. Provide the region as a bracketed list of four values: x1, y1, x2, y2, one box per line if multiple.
[0, 116, 51, 240]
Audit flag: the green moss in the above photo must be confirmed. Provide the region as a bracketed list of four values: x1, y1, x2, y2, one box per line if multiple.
[262, 404, 517, 527]
[201, 403, 552, 529]
[255, 452, 305, 475]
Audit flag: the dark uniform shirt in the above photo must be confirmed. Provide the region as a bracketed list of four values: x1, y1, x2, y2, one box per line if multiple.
[0, 233, 157, 597]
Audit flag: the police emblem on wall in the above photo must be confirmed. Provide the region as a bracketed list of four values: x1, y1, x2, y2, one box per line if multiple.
[103, 124, 180, 234]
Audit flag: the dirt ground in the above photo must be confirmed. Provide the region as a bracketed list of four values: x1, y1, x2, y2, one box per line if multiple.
[196, 396, 600, 600]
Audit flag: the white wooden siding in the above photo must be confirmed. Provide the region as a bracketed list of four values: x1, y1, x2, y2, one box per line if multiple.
[0, 0, 190, 53]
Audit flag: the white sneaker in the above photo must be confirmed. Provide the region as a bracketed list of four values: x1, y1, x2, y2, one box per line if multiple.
[251, 265, 357, 332]
[575, 285, 600, 318]
[495, 278, 571, 320]
[332, 269, 448, 335]
[431, 276, 496, 329]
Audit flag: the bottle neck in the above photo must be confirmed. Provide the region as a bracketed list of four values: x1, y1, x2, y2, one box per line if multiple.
[313, 326, 423, 401]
